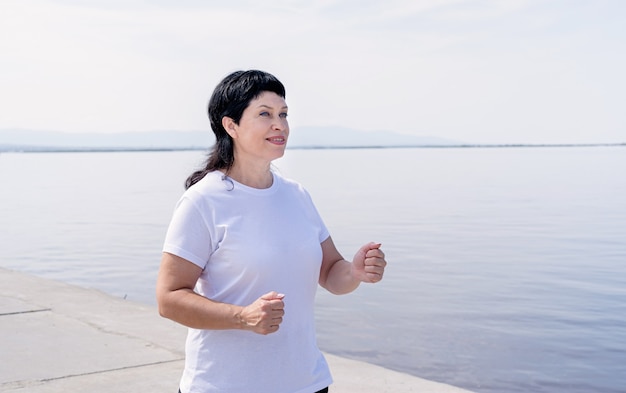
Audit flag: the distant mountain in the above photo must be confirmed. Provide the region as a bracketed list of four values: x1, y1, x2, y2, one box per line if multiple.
[0, 129, 213, 151]
[289, 126, 459, 148]
[0, 127, 460, 152]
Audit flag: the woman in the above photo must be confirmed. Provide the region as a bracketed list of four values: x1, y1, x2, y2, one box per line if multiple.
[156, 70, 387, 393]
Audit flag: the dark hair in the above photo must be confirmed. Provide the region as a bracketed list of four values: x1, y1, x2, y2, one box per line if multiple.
[185, 70, 287, 189]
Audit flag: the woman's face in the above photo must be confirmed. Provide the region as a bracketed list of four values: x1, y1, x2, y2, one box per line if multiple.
[227, 91, 289, 165]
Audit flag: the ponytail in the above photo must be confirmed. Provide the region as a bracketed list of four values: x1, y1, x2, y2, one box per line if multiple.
[184, 136, 234, 189]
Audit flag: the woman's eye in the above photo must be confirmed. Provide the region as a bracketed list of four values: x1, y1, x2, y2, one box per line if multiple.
[260, 111, 270, 117]
[279, 112, 288, 118]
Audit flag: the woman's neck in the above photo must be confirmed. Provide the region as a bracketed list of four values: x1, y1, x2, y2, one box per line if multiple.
[225, 162, 273, 189]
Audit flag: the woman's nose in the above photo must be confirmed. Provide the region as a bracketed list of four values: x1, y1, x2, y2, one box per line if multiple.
[272, 117, 288, 130]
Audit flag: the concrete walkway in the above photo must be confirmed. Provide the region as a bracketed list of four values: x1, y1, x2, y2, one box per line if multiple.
[0, 268, 473, 392]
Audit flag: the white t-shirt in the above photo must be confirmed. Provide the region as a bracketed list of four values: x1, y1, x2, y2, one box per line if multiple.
[163, 170, 333, 393]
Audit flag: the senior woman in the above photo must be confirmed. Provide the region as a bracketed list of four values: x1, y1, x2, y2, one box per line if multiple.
[156, 70, 387, 393]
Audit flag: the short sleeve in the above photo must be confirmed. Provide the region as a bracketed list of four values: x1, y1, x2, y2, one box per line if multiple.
[162, 196, 213, 269]
[301, 186, 330, 243]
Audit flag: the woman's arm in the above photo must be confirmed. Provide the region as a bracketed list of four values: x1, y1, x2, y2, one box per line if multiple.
[318, 237, 387, 295]
[156, 252, 285, 335]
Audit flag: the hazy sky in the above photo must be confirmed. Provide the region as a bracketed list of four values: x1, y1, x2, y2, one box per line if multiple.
[1, 0, 624, 144]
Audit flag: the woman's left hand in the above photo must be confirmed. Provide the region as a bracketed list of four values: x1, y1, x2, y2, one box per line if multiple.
[351, 242, 387, 283]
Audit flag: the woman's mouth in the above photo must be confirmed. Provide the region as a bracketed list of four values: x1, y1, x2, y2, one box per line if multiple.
[266, 136, 286, 145]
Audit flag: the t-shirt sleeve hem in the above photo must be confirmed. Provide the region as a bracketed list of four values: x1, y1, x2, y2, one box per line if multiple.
[162, 244, 207, 269]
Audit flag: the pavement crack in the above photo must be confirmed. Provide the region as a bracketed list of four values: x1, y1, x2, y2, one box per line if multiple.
[39, 359, 184, 382]
[0, 308, 51, 316]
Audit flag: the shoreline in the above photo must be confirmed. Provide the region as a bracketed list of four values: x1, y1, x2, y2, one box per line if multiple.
[0, 267, 473, 392]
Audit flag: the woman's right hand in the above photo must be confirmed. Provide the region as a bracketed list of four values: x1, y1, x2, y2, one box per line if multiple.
[239, 291, 285, 335]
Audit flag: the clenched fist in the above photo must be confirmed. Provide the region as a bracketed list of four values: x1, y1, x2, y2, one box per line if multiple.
[238, 291, 285, 335]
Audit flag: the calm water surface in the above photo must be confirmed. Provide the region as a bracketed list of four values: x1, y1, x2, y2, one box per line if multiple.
[1, 147, 625, 393]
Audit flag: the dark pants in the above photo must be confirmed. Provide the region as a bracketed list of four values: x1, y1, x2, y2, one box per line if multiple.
[179, 389, 328, 393]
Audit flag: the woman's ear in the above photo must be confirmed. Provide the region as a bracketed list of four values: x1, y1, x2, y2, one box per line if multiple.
[222, 117, 238, 139]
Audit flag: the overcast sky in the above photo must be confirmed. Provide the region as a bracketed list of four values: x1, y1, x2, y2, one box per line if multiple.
[1, 0, 624, 144]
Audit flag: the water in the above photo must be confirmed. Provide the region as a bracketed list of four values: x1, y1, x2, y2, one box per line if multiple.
[1, 147, 625, 393]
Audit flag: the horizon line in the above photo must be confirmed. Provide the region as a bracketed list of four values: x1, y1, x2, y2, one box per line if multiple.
[1, 142, 624, 154]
